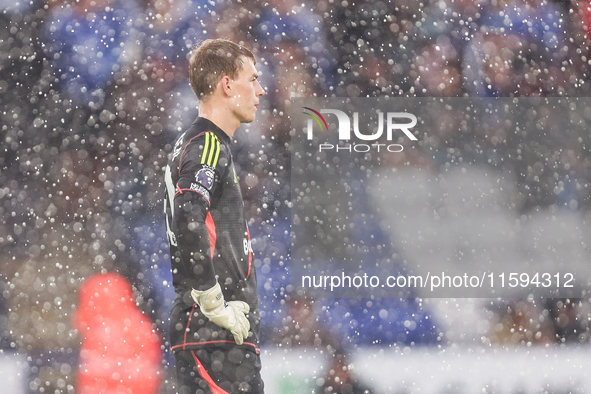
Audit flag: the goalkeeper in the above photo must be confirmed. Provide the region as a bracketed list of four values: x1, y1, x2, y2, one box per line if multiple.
[163, 39, 265, 393]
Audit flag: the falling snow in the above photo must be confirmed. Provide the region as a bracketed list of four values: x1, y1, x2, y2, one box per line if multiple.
[2, 0, 591, 393]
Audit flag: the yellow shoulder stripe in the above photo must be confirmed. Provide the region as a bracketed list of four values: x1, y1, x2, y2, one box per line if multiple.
[200, 132, 221, 167]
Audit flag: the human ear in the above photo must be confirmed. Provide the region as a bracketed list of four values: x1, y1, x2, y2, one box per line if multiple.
[220, 75, 232, 96]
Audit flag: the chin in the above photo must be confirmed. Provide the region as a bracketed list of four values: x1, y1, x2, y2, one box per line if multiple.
[240, 114, 257, 124]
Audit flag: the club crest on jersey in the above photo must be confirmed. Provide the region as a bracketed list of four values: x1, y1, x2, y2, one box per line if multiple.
[195, 166, 215, 190]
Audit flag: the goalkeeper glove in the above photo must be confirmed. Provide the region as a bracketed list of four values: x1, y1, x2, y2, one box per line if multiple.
[191, 282, 250, 345]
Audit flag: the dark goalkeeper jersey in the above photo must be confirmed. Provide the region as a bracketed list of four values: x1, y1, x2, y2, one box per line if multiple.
[164, 117, 260, 354]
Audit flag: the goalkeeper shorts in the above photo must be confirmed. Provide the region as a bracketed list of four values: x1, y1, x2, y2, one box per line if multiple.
[175, 347, 264, 394]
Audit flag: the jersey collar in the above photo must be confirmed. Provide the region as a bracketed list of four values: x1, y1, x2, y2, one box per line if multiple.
[192, 117, 231, 144]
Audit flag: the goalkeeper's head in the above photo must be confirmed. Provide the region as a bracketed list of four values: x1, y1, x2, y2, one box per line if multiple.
[189, 39, 265, 129]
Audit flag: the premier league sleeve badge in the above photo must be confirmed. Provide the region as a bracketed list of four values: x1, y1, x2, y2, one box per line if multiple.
[195, 166, 215, 190]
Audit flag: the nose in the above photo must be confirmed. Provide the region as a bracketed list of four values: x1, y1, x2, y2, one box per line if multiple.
[256, 80, 265, 97]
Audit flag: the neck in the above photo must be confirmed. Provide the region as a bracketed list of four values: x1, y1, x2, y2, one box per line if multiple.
[198, 101, 240, 138]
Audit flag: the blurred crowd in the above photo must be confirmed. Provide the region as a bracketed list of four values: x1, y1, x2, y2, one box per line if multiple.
[2, 0, 591, 392]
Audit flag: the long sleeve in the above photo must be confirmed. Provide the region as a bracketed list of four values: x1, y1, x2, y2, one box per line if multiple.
[173, 185, 217, 291]
[165, 131, 228, 292]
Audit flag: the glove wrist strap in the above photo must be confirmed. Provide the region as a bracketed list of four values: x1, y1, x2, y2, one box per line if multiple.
[191, 282, 224, 312]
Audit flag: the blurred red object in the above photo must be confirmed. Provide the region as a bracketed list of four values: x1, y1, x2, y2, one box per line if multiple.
[73, 273, 162, 394]
[579, 0, 591, 32]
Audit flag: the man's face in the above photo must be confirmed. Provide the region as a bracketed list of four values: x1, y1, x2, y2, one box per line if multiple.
[229, 57, 265, 123]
